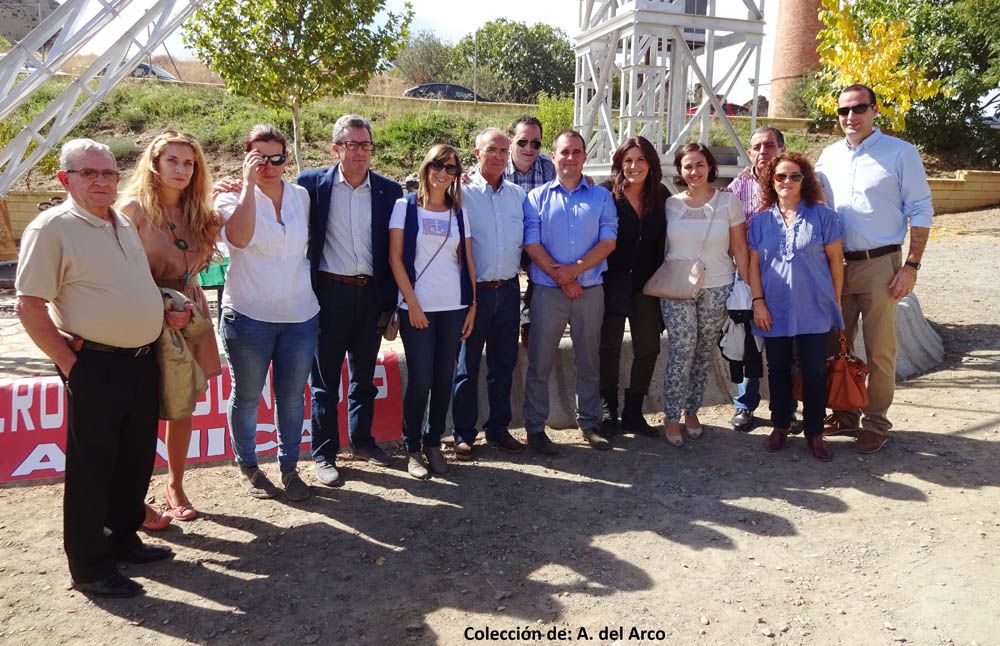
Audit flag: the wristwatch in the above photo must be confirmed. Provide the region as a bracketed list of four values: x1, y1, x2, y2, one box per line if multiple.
[905, 260, 921, 271]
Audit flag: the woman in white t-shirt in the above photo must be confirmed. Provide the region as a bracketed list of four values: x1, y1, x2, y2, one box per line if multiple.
[214, 124, 319, 501]
[388, 144, 477, 480]
[660, 143, 750, 447]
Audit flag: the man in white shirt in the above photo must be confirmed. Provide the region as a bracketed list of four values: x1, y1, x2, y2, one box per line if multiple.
[298, 115, 403, 485]
[816, 84, 933, 454]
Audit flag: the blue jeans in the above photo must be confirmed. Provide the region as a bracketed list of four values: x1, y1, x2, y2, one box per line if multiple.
[452, 281, 520, 443]
[310, 280, 383, 463]
[732, 376, 761, 413]
[221, 308, 318, 471]
[764, 333, 827, 437]
[400, 307, 467, 453]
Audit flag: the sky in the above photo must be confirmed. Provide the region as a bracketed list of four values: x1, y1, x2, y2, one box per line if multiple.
[81, 0, 780, 102]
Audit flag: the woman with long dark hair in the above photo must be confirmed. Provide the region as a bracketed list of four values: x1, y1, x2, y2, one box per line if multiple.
[598, 136, 669, 440]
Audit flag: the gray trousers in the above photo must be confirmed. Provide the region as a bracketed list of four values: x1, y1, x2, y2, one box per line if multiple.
[523, 284, 604, 435]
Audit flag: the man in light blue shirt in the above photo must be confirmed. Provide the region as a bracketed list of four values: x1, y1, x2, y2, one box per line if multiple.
[451, 128, 527, 459]
[522, 130, 618, 453]
[816, 83, 933, 454]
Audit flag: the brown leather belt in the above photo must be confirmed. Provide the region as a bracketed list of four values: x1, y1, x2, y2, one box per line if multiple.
[476, 277, 518, 289]
[843, 244, 901, 261]
[81, 340, 153, 357]
[319, 272, 373, 286]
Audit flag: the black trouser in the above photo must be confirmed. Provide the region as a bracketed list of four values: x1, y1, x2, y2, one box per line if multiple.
[62, 348, 159, 583]
[599, 292, 664, 395]
[764, 333, 827, 437]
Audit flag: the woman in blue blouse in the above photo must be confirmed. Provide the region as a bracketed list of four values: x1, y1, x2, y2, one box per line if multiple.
[748, 153, 844, 461]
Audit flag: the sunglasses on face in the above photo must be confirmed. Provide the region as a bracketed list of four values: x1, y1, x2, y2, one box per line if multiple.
[259, 154, 286, 166]
[429, 159, 460, 176]
[837, 103, 875, 117]
[66, 169, 121, 181]
[774, 172, 804, 183]
[516, 139, 543, 150]
[338, 140, 374, 151]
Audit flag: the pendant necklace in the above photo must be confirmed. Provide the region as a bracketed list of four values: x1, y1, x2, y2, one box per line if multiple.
[168, 221, 192, 288]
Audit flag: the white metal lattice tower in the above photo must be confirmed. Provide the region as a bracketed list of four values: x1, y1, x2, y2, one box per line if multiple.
[574, 0, 766, 185]
[0, 0, 205, 196]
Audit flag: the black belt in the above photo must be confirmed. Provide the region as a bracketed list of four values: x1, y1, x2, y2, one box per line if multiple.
[843, 244, 901, 261]
[80, 340, 153, 357]
[477, 277, 518, 289]
[319, 272, 373, 286]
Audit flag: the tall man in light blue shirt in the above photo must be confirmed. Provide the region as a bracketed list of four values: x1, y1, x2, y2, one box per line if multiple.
[816, 84, 933, 454]
[522, 130, 618, 453]
[451, 128, 528, 459]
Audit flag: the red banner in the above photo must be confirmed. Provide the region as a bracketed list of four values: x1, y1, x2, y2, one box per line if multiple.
[0, 352, 402, 484]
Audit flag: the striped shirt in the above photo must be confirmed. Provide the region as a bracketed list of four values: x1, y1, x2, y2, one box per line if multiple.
[319, 167, 373, 276]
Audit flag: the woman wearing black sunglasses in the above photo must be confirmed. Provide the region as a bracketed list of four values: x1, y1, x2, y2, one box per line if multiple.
[389, 144, 477, 479]
[748, 152, 844, 461]
[214, 124, 319, 501]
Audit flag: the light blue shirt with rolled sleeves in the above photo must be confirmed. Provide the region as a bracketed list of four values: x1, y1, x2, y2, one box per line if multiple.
[523, 178, 618, 288]
[462, 173, 525, 281]
[815, 128, 934, 252]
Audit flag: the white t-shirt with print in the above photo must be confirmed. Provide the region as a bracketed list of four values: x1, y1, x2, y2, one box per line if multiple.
[389, 200, 471, 312]
[664, 189, 745, 289]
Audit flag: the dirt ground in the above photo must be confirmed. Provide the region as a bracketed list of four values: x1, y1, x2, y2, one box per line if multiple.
[0, 208, 998, 646]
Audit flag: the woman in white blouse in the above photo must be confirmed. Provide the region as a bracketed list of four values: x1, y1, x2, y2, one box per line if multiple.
[660, 143, 750, 447]
[388, 144, 477, 480]
[214, 124, 318, 502]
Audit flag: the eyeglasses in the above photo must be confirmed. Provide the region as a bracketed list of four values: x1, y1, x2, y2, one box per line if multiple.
[65, 169, 121, 181]
[515, 139, 542, 150]
[482, 147, 510, 157]
[260, 154, 286, 166]
[428, 159, 460, 176]
[836, 103, 875, 116]
[338, 141, 375, 151]
[774, 172, 804, 183]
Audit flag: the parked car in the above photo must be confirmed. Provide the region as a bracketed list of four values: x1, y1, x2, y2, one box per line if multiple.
[97, 62, 178, 81]
[404, 83, 492, 102]
[686, 102, 751, 117]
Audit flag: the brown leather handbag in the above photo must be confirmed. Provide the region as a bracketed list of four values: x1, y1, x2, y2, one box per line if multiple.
[793, 331, 869, 410]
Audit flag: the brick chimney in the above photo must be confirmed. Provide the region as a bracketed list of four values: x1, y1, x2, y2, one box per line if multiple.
[769, 0, 825, 117]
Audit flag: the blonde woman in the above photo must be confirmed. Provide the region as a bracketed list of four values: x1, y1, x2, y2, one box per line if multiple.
[388, 144, 477, 479]
[119, 131, 223, 526]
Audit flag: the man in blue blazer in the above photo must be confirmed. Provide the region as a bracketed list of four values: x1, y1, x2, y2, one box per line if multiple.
[297, 114, 403, 486]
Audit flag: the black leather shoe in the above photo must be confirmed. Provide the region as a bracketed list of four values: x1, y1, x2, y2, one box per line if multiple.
[72, 573, 144, 598]
[488, 433, 525, 454]
[354, 444, 391, 467]
[731, 409, 753, 433]
[116, 543, 174, 564]
[527, 431, 558, 455]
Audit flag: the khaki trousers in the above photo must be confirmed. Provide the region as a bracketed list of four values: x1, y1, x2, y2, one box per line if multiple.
[831, 251, 901, 435]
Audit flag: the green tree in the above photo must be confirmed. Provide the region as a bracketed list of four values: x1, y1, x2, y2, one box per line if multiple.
[450, 19, 574, 103]
[183, 0, 412, 172]
[395, 30, 452, 86]
[811, 0, 1000, 163]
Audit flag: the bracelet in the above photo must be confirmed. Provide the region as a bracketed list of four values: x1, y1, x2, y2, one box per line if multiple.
[752, 297, 765, 303]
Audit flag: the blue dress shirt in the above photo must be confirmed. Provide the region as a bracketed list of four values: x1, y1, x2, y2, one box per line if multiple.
[462, 173, 525, 281]
[815, 128, 934, 252]
[748, 202, 845, 338]
[523, 178, 618, 288]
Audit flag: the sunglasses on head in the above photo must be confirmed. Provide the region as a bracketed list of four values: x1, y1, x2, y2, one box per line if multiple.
[516, 139, 543, 150]
[429, 159, 460, 176]
[260, 154, 286, 166]
[836, 103, 874, 117]
[774, 172, 804, 183]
